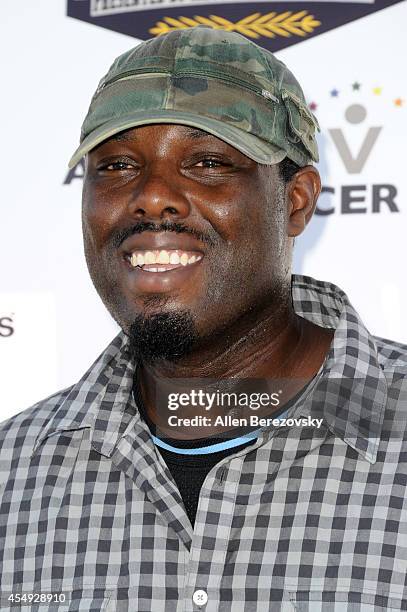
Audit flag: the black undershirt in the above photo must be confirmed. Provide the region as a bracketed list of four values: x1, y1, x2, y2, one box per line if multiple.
[133, 378, 312, 527]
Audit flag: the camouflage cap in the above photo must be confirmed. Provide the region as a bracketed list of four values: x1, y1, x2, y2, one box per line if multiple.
[68, 26, 320, 169]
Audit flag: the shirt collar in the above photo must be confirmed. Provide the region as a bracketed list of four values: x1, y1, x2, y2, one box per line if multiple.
[31, 332, 140, 458]
[291, 276, 387, 463]
[31, 275, 388, 463]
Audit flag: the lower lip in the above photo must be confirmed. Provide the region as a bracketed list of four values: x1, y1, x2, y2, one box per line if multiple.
[123, 257, 204, 293]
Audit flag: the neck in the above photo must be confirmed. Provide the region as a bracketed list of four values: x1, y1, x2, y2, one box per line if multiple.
[135, 298, 334, 439]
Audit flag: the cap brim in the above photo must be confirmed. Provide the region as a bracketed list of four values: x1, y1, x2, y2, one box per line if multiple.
[68, 110, 286, 169]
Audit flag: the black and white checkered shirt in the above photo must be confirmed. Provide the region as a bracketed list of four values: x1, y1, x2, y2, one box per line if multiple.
[1, 275, 407, 612]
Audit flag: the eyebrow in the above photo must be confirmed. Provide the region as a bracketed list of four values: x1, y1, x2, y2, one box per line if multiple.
[182, 127, 211, 139]
[110, 131, 135, 142]
[109, 125, 212, 143]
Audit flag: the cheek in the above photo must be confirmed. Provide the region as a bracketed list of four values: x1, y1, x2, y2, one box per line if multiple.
[191, 184, 258, 245]
[250, 188, 288, 257]
[194, 186, 281, 285]
[82, 186, 124, 252]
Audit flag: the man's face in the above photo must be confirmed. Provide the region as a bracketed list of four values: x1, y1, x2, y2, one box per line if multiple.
[82, 124, 292, 355]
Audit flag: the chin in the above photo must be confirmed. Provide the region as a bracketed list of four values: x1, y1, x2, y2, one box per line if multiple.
[126, 308, 199, 363]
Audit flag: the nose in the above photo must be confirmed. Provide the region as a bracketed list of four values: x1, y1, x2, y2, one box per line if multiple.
[127, 171, 191, 221]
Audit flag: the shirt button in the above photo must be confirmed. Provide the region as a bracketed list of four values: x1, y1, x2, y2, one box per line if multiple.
[192, 589, 208, 607]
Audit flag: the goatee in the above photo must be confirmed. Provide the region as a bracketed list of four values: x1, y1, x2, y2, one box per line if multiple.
[127, 311, 198, 362]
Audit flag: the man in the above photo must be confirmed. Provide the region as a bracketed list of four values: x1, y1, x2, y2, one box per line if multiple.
[1, 26, 407, 612]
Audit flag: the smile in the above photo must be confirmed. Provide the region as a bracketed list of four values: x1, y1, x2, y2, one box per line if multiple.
[125, 249, 203, 273]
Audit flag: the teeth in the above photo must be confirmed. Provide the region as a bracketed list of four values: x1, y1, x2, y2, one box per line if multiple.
[145, 251, 156, 265]
[180, 253, 189, 266]
[146, 266, 173, 273]
[158, 250, 170, 264]
[128, 250, 203, 268]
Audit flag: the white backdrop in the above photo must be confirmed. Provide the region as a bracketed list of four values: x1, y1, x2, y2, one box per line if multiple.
[0, 1, 406, 420]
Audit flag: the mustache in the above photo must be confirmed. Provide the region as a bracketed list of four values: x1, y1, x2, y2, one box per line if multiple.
[111, 220, 216, 249]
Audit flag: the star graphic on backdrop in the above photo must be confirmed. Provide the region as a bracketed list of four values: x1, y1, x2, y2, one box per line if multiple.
[394, 98, 404, 107]
[309, 101, 318, 111]
[352, 82, 361, 91]
[373, 87, 383, 95]
[330, 89, 339, 97]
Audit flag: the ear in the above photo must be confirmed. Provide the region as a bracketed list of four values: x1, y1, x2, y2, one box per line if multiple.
[287, 166, 321, 237]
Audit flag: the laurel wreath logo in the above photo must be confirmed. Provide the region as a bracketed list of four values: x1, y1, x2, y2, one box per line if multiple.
[149, 11, 321, 39]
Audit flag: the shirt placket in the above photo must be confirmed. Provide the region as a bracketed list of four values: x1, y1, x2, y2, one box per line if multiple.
[181, 437, 266, 612]
[112, 417, 194, 547]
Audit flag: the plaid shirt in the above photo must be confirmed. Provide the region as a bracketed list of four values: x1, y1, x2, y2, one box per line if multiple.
[1, 275, 407, 612]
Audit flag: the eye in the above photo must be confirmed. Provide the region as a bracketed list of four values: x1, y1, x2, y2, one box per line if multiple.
[195, 158, 225, 169]
[99, 161, 135, 171]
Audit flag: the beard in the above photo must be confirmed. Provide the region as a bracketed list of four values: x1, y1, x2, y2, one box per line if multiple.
[127, 309, 198, 363]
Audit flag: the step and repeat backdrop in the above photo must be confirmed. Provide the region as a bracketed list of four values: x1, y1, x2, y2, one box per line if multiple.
[0, 0, 406, 420]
